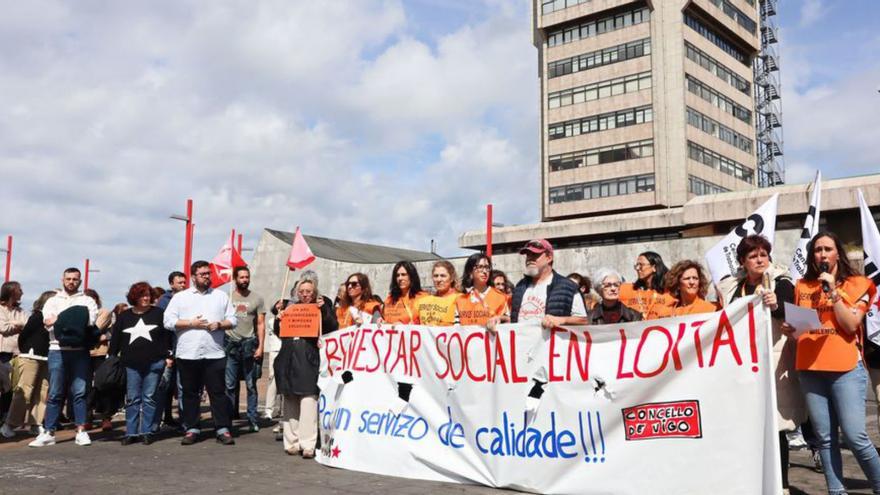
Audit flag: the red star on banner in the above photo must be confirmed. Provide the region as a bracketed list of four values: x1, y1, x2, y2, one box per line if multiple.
[331, 445, 341, 458]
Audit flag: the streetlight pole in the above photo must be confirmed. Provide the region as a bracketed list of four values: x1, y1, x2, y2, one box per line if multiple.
[83, 259, 101, 291]
[486, 204, 493, 259]
[1, 235, 11, 282]
[171, 199, 194, 287]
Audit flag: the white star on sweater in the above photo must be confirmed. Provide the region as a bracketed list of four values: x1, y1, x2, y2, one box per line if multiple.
[123, 318, 157, 343]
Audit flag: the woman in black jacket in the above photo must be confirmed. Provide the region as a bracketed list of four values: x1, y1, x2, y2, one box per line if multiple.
[1, 291, 54, 438]
[588, 268, 642, 325]
[108, 282, 172, 445]
[272, 270, 337, 458]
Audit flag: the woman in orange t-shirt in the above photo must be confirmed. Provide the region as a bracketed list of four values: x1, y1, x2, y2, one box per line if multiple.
[335, 273, 382, 328]
[383, 261, 426, 324]
[659, 260, 716, 317]
[619, 251, 671, 320]
[414, 261, 460, 327]
[785, 231, 880, 494]
[456, 253, 509, 327]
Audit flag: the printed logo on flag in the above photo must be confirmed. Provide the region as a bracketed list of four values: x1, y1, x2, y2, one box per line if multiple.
[621, 400, 702, 441]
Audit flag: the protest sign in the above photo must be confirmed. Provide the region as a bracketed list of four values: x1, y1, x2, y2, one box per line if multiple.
[317, 296, 779, 494]
[279, 304, 322, 338]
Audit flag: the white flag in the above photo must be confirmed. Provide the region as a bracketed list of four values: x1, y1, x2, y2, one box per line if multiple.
[789, 171, 822, 281]
[706, 194, 779, 285]
[858, 189, 880, 346]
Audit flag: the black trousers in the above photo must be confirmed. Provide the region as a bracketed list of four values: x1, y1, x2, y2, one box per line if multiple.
[177, 357, 230, 433]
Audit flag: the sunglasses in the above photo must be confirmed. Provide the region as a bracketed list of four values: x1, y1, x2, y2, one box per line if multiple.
[346, 281, 361, 288]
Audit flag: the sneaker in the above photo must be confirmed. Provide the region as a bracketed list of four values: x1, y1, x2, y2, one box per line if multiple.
[285, 447, 301, 456]
[216, 432, 235, 445]
[0, 423, 15, 438]
[29, 425, 46, 436]
[181, 432, 198, 445]
[28, 431, 56, 447]
[142, 434, 153, 445]
[121, 436, 138, 446]
[302, 449, 315, 459]
[249, 422, 260, 433]
[275, 431, 283, 442]
[75, 430, 92, 446]
[786, 430, 808, 450]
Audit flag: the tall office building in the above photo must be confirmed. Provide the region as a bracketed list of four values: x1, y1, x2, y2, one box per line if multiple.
[534, 0, 762, 221]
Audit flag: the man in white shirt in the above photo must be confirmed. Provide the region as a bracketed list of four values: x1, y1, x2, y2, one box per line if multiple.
[509, 239, 588, 327]
[29, 268, 98, 448]
[164, 260, 237, 445]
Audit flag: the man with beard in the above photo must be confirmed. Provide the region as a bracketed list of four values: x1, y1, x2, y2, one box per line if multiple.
[509, 239, 587, 328]
[164, 260, 237, 445]
[225, 266, 265, 432]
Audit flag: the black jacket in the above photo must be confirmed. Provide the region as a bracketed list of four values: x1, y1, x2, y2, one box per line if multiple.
[18, 311, 49, 358]
[274, 295, 338, 396]
[588, 302, 642, 325]
[510, 271, 579, 323]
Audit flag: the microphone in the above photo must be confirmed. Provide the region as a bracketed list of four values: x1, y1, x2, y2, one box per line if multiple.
[819, 262, 831, 294]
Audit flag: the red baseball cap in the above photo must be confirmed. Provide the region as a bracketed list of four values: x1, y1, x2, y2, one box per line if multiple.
[519, 239, 553, 256]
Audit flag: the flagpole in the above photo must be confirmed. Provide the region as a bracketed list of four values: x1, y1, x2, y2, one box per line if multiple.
[280, 268, 292, 303]
[230, 228, 236, 297]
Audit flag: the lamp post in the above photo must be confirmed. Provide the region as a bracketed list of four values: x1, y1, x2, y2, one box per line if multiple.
[170, 199, 194, 287]
[0, 235, 11, 282]
[486, 204, 493, 258]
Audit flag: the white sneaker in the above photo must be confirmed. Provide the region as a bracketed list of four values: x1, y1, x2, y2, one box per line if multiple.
[28, 431, 56, 447]
[75, 430, 92, 446]
[0, 423, 15, 438]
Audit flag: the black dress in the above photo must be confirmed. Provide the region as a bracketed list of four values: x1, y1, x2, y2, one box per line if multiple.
[273, 296, 338, 397]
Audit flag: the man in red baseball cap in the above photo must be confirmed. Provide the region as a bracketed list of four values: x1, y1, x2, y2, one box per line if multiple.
[509, 238, 587, 328]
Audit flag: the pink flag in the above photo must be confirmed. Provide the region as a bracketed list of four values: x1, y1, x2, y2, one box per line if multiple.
[286, 227, 315, 270]
[210, 241, 247, 288]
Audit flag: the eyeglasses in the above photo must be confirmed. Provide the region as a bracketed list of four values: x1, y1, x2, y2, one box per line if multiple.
[602, 282, 621, 289]
[474, 264, 491, 272]
[195, 272, 211, 278]
[346, 281, 361, 288]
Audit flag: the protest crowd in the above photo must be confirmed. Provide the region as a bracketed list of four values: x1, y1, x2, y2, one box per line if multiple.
[2, 226, 880, 495]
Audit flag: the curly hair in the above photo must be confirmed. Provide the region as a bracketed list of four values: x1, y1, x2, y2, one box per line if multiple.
[663, 260, 709, 300]
[126, 281, 155, 306]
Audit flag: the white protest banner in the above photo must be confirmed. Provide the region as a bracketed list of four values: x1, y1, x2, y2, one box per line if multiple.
[317, 296, 779, 495]
[789, 171, 822, 281]
[858, 189, 880, 345]
[706, 194, 779, 285]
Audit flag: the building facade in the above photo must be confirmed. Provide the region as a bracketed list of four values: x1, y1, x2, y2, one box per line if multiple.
[534, 0, 761, 221]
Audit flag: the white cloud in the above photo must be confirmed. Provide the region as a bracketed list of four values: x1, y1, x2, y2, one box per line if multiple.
[798, 0, 830, 28]
[0, 0, 538, 302]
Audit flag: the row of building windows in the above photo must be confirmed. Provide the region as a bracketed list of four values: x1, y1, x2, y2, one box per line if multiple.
[547, 7, 650, 48]
[549, 174, 655, 204]
[686, 74, 752, 124]
[548, 38, 651, 79]
[549, 139, 653, 171]
[683, 13, 749, 66]
[685, 41, 750, 95]
[548, 72, 651, 109]
[549, 105, 652, 140]
[707, 0, 757, 33]
[686, 107, 753, 154]
[687, 140, 753, 183]
[541, 0, 589, 15]
[688, 175, 730, 196]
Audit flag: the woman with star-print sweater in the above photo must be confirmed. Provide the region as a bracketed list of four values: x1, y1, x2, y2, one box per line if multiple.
[108, 282, 173, 444]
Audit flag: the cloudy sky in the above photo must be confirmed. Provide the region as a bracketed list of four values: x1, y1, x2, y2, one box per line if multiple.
[1, 0, 878, 304]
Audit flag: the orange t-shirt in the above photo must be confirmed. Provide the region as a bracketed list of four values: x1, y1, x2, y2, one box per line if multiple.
[619, 283, 672, 320]
[414, 292, 460, 327]
[336, 300, 382, 328]
[383, 292, 427, 324]
[795, 277, 875, 372]
[654, 297, 717, 318]
[455, 287, 509, 326]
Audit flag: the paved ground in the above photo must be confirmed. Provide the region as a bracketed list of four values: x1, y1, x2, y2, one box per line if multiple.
[2, 370, 878, 494]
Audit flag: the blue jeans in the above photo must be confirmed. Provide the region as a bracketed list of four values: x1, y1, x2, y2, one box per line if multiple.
[124, 360, 165, 437]
[44, 349, 90, 432]
[225, 337, 259, 424]
[800, 362, 880, 494]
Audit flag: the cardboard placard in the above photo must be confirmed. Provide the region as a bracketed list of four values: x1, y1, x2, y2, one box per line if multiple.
[279, 304, 322, 338]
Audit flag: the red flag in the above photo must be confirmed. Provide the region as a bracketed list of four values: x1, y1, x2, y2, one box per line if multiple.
[286, 227, 315, 270]
[210, 240, 247, 288]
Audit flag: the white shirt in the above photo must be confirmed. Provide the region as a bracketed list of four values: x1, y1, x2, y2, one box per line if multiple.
[518, 277, 587, 322]
[164, 287, 237, 360]
[43, 291, 98, 351]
